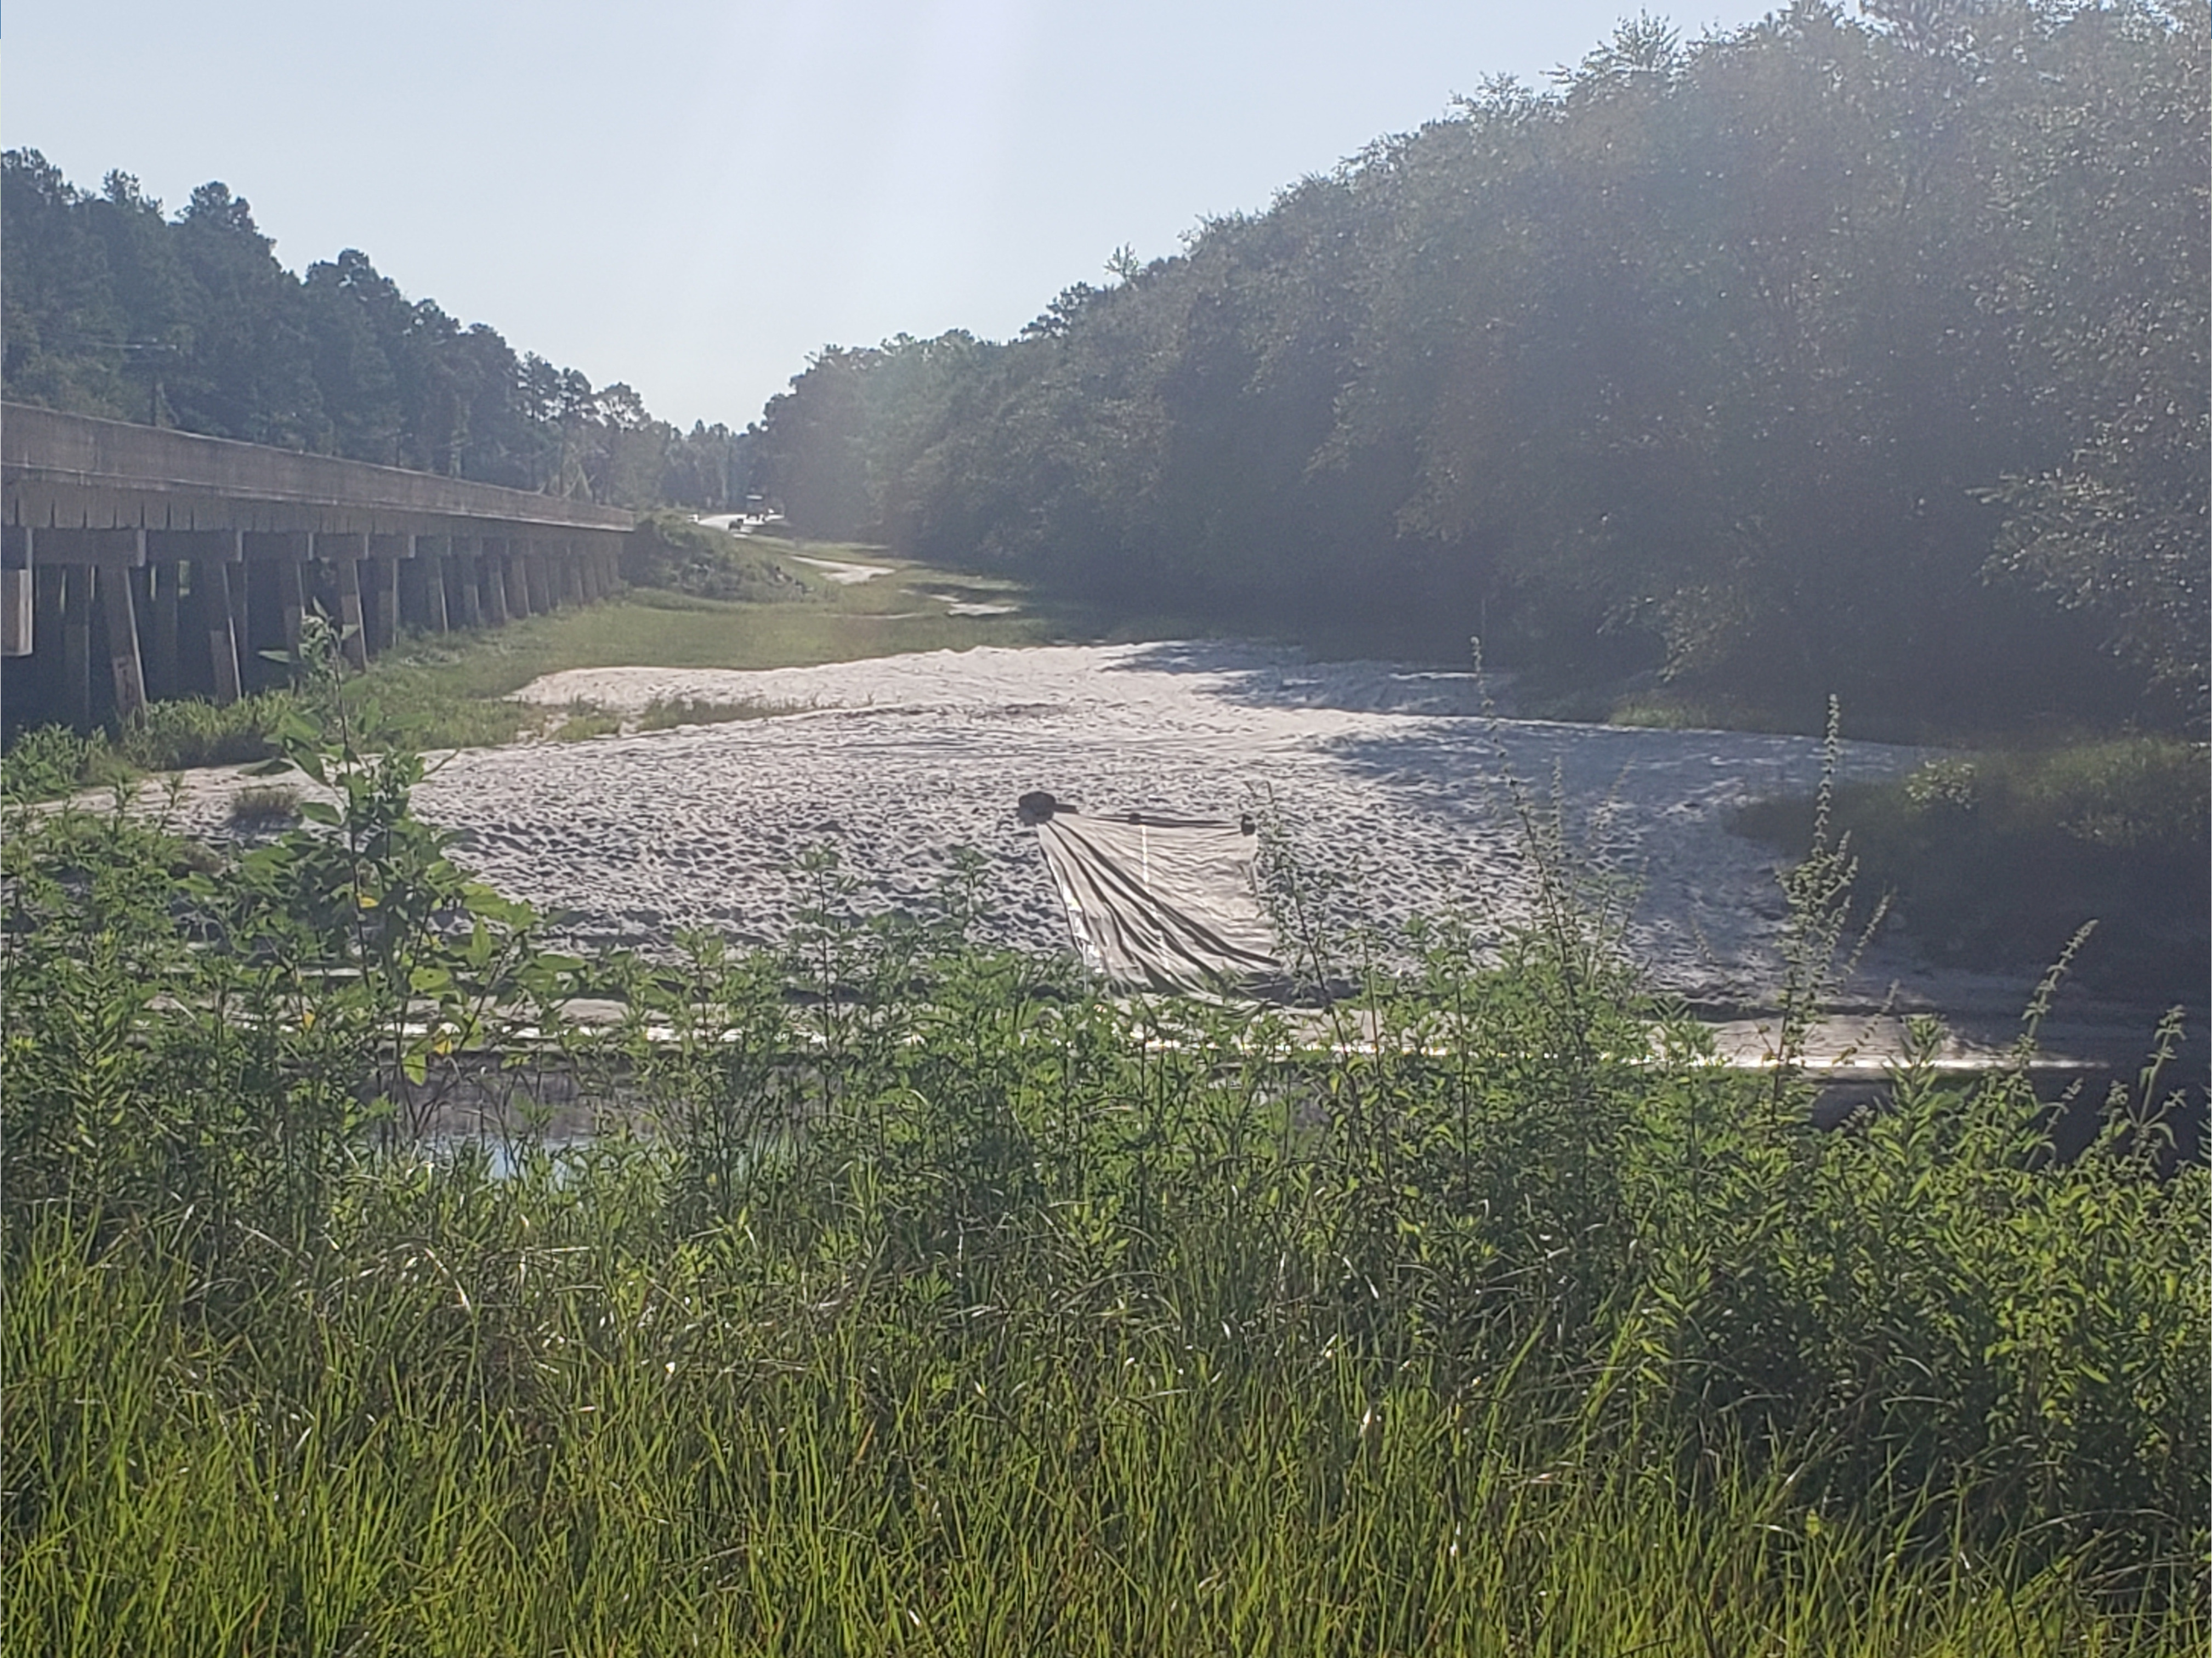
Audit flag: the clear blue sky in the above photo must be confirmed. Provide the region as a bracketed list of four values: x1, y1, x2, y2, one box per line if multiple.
[5, 0, 1783, 431]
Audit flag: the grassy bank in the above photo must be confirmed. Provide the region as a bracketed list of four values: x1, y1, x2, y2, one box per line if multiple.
[1735, 735, 2209, 1005]
[334, 548, 1049, 752]
[3, 705, 2203, 1653]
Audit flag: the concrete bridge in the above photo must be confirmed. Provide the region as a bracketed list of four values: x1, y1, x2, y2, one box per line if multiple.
[1, 403, 634, 731]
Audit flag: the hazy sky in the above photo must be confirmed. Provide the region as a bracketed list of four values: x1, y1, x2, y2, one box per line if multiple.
[6, 0, 1783, 430]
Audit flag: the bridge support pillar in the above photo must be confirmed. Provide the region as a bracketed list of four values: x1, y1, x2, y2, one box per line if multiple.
[316, 533, 371, 670]
[452, 542, 485, 628]
[367, 534, 409, 654]
[31, 563, 62, 719]
[524, 548, 553, 615]
[1, 567, 25, 657]
[196, 554, 242, 705]
[62, 567, 93, 733]
[146, 562, 181, 700]
[404, 538, 449, 634]
[276, 558, 307, 662]
[429, 542, 452, 632]
[100, 566, 148, 725]
[478, 542, 507, 627]
[503, 546, 530, 620]
[227, 553, 252, 680]
[2, 527, 30, 657]
[334, 557, 369, 669]
[35, 560, 64, 675]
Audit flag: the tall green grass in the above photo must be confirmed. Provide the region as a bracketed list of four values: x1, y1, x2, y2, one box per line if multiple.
[3, 696, 2204, 1653]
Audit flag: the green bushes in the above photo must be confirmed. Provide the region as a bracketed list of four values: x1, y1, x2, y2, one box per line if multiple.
[0, 723, 106, 801]
[2, 705, 2204, 1651]
[1735, 737, 2209, 1000]
[622, 510, 807, 601]
[1, 694, 295, 803]
[112, 690, 293, 772]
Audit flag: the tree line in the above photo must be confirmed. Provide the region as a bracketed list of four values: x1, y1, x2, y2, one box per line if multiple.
[748, 0, 2205, 732]
[1, 151, 750, 512]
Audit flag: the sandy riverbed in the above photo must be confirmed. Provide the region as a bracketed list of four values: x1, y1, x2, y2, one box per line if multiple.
[116, 639, 2083, 1020]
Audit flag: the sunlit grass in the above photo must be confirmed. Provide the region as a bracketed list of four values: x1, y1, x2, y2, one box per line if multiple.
[308, 543, 1054, 753]
[634, 694, 806, 731]
[8, 1148, 2198, 1656]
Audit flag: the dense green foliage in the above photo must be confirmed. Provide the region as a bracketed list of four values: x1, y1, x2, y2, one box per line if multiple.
[1, 154, 749, 510]
[749, 1, 2206, 732]
[3, 692, 2203, 1650]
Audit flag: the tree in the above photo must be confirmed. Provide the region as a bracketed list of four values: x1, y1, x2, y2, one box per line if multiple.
[1, 154, 741, 511]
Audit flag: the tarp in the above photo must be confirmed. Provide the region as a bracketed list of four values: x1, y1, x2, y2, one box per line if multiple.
[1025, 799, 1280, 992]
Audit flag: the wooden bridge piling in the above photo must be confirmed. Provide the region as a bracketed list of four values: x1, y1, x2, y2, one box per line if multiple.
[100, 562, 148, 723]
[451, 540, 485, 629]
[147, 560, 180, 698]
[196, 553, 243, 705]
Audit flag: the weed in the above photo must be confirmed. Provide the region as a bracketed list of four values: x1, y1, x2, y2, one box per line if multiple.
[546, 701, 622, 742]
[226, 782, 302, 825]
[0, 723, 97, 801]
[635, 694, 803, 731]
[115, 692, 291, 772]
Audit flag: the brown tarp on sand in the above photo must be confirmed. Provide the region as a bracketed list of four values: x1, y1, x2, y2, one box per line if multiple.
[1030, 808, 1280, 992]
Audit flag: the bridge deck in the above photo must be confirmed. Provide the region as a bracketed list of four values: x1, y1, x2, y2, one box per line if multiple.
[3, 402, 632, 537]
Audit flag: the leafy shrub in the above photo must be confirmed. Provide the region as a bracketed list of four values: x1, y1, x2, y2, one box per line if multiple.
[0, 723, 98, 801]
[622, 509, 806, 601]
[113, 691, 292, 773]
[227, 783, 302, 824]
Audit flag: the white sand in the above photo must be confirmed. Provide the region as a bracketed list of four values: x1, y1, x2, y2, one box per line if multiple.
[113, 640, 2047, 1015]
[788, 555, 895, 584]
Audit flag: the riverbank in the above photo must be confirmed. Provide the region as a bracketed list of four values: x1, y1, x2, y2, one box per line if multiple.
[8, 641, 2203, 1653]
